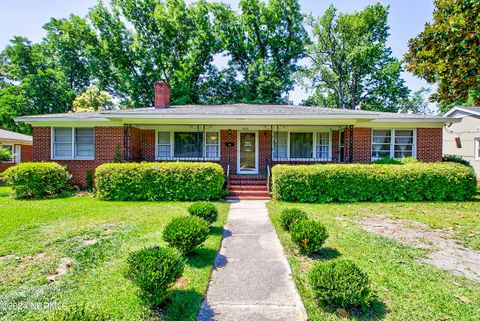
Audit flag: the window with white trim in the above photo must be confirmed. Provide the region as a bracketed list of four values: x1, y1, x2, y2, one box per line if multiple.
[0, 144, 14, 162]
[53, 128, 94, 160]
[272, 131, 331, 161]
[475, 138, 480, 160]
[372, 129, 415, 160]
[156, 130, 220, 160]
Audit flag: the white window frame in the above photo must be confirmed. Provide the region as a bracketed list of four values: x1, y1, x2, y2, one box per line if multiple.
[272, 130, 332, 162]
[0, 144, 14, 163]
[475, 138, 480, 160]
[155, 130, 221, 161]
[371, 129, 417, 161]
[51, 127, 95, 160]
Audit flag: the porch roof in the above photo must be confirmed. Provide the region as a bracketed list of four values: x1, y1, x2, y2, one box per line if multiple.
[15, 103, 459, 124]
[0, 129, 33, 145]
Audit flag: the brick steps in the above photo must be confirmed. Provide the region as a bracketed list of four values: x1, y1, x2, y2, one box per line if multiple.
[227, 175, 270, 200]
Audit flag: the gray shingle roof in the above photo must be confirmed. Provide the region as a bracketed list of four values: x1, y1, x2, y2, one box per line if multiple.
[16, 104, 449, 121]
[0, 129, 32, 143]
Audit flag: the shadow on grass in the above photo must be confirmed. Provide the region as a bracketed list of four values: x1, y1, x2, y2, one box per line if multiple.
[323, 298, 388, 320]
[159, 289, 204, 321]
[186, 248, 219, 269]
[308, 247, 341, 260]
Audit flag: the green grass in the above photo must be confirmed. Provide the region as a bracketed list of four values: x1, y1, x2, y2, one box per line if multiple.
[0, 186, 229, 320]
[268, 201, 480, 321]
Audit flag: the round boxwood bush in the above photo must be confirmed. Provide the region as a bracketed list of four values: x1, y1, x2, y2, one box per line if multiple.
[308, 260, 373, 310]
[188, 202, 218, 224]
[280, 208, 308, 231]
[125, 246, 185, 306]
[290, 219, 328, 254]
[2, 162, 71, 199]
[162, 216, 210, 253]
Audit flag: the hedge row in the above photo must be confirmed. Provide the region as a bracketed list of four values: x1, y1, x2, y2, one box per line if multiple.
[95, 162, 225, 201]
[272, 162, 477, 203]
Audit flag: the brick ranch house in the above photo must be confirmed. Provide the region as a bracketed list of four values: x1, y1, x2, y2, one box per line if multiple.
[16, 82, 459, 192]
[0, 129, 33, 172]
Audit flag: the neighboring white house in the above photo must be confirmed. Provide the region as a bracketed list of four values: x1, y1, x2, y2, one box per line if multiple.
[444, 106, 480, 177]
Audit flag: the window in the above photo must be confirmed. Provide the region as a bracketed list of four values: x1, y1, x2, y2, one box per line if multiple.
[0, 144, 13, 162]
[290, 133, 313, 158]
[52, 128, 94, 160]
[205, 132, 219, 159]
[316, 132, 330, 160]
[272, 131, 331, 161]
[372, 129, 415, 160]
[156, 130, 220, 160]
[476, 138, 480, 160]
[272, 131, 288, 159]
[157, 132, 171, 158]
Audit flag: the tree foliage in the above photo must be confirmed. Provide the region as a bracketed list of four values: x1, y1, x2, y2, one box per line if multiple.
[404, 0, 480, 111]
[73, 87, 114, 112]
[301, 4, 409, 112]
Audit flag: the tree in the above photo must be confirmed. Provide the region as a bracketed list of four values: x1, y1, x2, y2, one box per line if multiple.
[404, 0, 480, 111]
[0, 147, 12, 162]
[301, 4, 410, 112]
[399, 87, 435, 115]
[216, 0, 308, 103]
[72, 87, 114, 112]
[87, 0, 228, 107]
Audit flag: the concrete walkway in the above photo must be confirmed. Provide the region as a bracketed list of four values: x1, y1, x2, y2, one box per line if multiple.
[197, 200, 307, 321]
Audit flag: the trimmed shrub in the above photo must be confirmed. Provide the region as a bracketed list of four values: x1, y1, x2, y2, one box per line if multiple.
[272, 162, 477, 203]
[95, 162, 225, 201]
[290, 219, 328, 255]
[308, 260, 373, 310]
[2, 162, 71, 199]
[162, 216, 210, 253]
[372, 156, 418, 165]
[188, 202, 218, 224]
[44, 305, 110, 321]
[279, 208, 308, 231]
[125, 246, 185, 306]
[443, 154, 472, 167]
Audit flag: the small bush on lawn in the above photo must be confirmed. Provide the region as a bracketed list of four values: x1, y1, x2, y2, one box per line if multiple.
[125, 246, 185, 306]
[188, 202, 218, 224]
[43, 305, 111, 321]
[162, 216, 210, 253]
[95, 162, 225, 201]
[272, 162, 477, 203]
[280, 208, 308, 231]
[2, 162, 71, 199]
[290, 219, 328, 255]
[443, 154, 472, 167]
[308, 260, 373, 311]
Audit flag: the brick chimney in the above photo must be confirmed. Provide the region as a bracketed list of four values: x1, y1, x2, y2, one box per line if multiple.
[154, 81, 170, 108]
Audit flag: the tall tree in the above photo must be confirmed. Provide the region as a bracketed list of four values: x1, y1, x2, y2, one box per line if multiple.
[217, 0, 308, 103]
[88, 0, 227, 107]
[72, 87, 114, 112]
[301, 4, 409, 112]
[399, 87, 435, 115]
[404, 0, 480, 111]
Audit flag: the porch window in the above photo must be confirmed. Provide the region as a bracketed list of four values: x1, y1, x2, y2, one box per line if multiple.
[156, 130, 220, 160]
[290, 132, 313, 158]
[316, 132, 330, 160]
[157, 132, 171, 158]
[174, 132, 203, 158]
[272, 131, 288, 159]
[205, 132, 219, 159]
[52, 127, 94, 160]
[0, 144, 13, 162]
[372, 129, 415, 160]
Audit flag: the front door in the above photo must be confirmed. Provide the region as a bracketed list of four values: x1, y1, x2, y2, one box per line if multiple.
[237, 132, 258, 174]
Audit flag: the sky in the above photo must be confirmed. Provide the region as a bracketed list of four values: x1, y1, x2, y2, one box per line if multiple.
[0, 0, 435, 105]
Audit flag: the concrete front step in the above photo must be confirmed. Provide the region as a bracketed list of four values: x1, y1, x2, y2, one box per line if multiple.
[229, 191, 270, 197]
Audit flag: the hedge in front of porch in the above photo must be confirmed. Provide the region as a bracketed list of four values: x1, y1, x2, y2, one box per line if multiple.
[272, 162, 477, 203]
[95, 162, 225, 201]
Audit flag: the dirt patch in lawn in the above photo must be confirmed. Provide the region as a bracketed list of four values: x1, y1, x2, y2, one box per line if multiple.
[356, 215, 480, 283]
[47, 258, 73, 283]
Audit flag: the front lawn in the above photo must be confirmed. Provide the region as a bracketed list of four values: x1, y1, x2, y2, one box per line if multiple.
[0, 186, 229, 320]
[268, 201, 480, 321]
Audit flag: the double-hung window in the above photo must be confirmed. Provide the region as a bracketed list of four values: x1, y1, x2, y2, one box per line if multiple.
[0, 144, 14, 162]
[272, 131, 331, 161]
[156, 130, 220, 160]
[52, 128, 94, 160]
[475, 138, 480, 160]
[372, 129, 415, 160]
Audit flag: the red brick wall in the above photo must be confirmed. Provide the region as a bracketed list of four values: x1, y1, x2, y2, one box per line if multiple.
[95, 127, 124, 163]
[142, 130, 155, 161]
[33, 127, 51, 161]
[21, 145, 33, 162]
[331, 130, 339, 163]
[258, 130, 272, 174]
[220, 130, 237, 174]
[417, 128, 442, 162]
[129, 127, 142, 161]
[352, 128, 372, 163]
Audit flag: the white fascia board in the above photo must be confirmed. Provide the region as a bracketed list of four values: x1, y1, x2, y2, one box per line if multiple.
[444, 107, 480, 117]
[101, 114, 377, 120]
[14, 117, 111, 123]
[369, 117, 461, 123]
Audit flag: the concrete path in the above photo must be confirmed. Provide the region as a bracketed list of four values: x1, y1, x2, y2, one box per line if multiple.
[197, 200, 307, 321]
